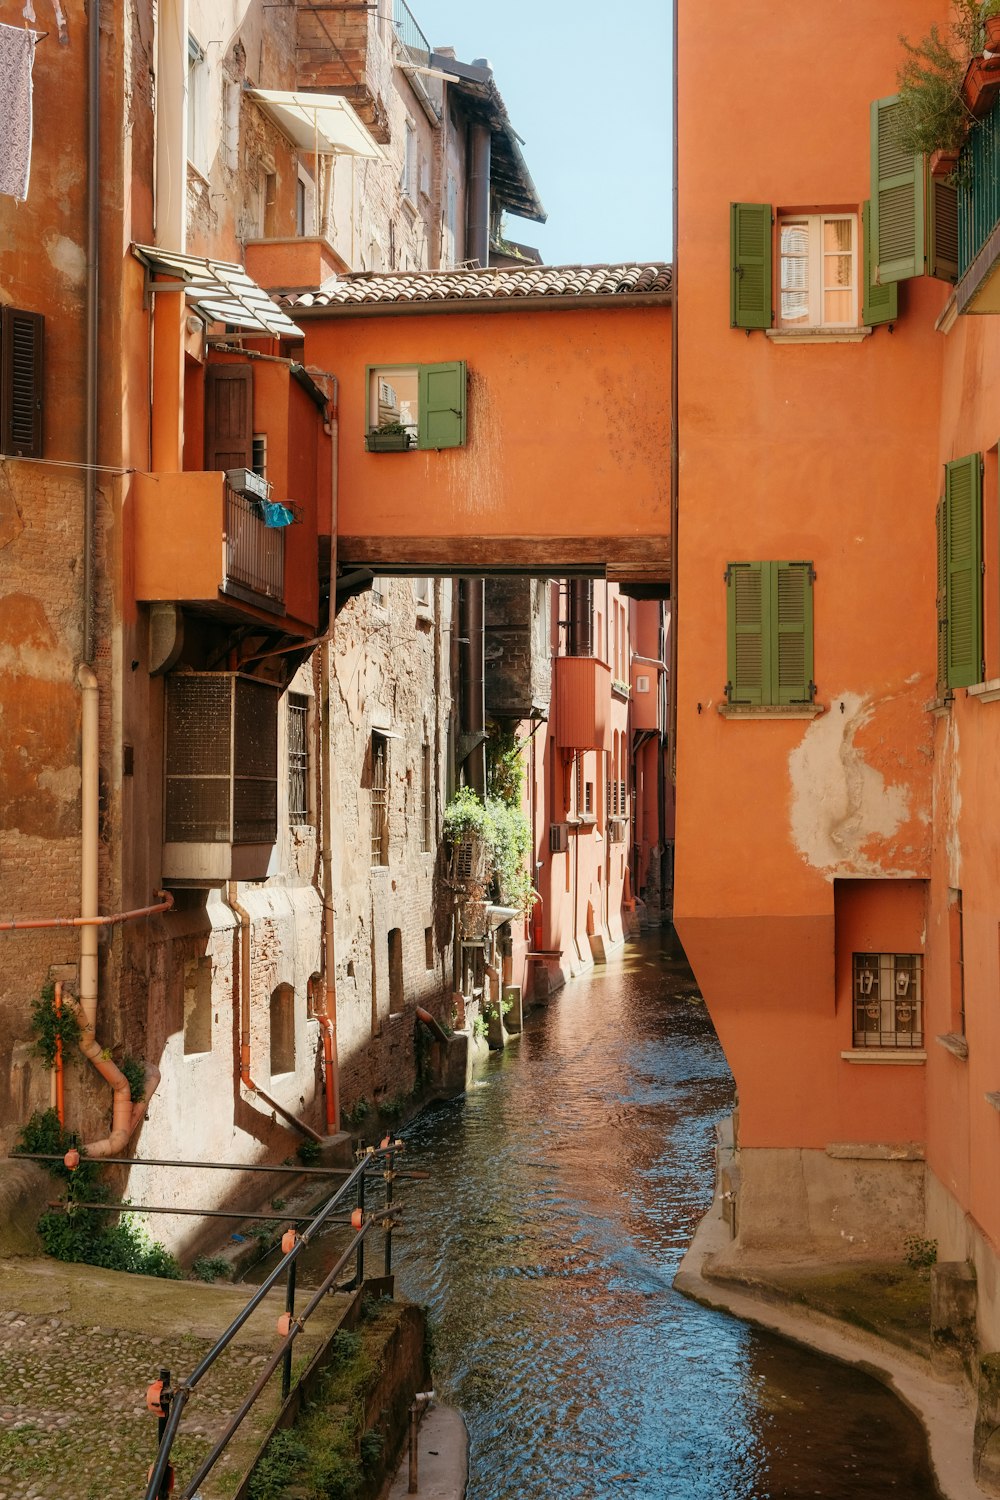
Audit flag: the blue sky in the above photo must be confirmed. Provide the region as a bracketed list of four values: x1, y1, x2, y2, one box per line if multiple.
[407, 0, 672, 267]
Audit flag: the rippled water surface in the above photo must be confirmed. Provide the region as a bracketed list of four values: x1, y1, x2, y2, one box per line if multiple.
[287, 932, 941, 1498]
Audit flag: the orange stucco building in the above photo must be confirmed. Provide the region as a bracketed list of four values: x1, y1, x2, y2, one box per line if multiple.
[675, 0, 1000, 1371]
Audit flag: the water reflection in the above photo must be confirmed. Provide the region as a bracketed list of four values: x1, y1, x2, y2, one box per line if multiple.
[393, 932, 939, 1499]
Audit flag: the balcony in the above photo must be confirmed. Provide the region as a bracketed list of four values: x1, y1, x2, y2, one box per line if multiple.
[295, 0, 394, 142]
[132, 471, 287, 619]
[957, 98, 1000, 312]
[553, 655, 611, 752]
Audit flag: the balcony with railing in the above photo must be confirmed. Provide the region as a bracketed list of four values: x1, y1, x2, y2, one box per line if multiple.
[957, 96, 1000, 312]
[132, 471, 306, 625]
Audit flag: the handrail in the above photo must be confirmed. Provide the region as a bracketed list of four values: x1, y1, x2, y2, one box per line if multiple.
[392, 0, 430, 58]
[143, 1143, 403, 1500]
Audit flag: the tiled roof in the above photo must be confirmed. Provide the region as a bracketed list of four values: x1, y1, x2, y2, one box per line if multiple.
[280, 263, 673, 312]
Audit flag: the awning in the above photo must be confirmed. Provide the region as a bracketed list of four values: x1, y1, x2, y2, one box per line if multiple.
[132, 245, 303, 339]
[247, 89, 383, 159]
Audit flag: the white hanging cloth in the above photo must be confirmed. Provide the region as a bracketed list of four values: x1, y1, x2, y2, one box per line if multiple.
[0, 23, 37, 201]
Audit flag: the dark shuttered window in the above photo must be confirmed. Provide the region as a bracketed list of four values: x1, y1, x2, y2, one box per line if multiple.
[929, 177, 959, 283]
[862, 200, 898, 326]
[0, 307, 44, 458]
[937, 454, 983, 691]
[726, 561, 815, 706]
[730, 203, 773, 329]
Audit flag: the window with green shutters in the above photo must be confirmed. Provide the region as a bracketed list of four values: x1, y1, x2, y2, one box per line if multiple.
[726, 561, 815, 705]
[937, 454, 983, 691]
[869, 95, 959, 287]
[730, 203, 773, 329]
[366, 362, 467, 451]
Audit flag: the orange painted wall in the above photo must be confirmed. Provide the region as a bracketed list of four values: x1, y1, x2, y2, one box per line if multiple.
[300, 303, 671, 559]
[675, 0, 948, 1151]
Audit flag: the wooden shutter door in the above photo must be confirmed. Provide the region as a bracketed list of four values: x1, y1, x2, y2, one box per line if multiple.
[862, 201, 897, 326]
[929, 176, 959, 282]
[773, 562, 814, 703]
[727, 562, 765, 703]
[0, 307, 44, 458]
[730, 203, 772, 329]
[418, 362, 466, 449]
[204, 363, 253, 472]
[945, 454, 982, 688]
[936, 498, 948, 693]
[870, 96, 925, 283]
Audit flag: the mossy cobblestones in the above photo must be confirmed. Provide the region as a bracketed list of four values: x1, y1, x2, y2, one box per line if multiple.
[0, 1260, 348, 1500]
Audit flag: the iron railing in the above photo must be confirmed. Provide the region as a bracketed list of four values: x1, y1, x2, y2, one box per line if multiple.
[958, 96, 1000, 277]
[392, 0, 430, 60]
[223, 482, 285, 610]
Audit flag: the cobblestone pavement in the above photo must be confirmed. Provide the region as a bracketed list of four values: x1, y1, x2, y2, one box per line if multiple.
[0, 1260, 348, 1500]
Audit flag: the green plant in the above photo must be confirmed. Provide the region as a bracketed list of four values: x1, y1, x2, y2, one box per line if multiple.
[28, 984, 81, 1068]
[343, 1096, 371, 1129]
[191, 1255, 231, 1282]
[486, 726, 526, 806]
[270, 1196, 287, 1211]
[120, 1054, 146, 1103]
[443, 784, 492, 843]
[247, 1428, 310, 1500]
[444, 786, 536, 917]
[472, 1014, 488, 1043]
[896, 1, 1000, 157]
[296, 1138, 321, 1166]
[903, 1233, 939, 1272]
[373, 419, 411, 436]
[359, 1429, 384, 1472]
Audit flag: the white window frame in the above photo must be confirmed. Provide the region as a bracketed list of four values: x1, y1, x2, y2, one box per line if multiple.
[401, 120, 418, 205]
[187, 34, 211, 179]
[778, 213, 858, 330]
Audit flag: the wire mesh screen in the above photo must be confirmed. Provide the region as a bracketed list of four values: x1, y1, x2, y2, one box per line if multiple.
[853, 952, 923, 1049]
[288, 694, 309, 827]
[165, 674, 278, 846]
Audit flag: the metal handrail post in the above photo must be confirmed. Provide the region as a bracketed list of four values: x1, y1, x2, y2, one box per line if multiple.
[356, 1169, 366, 1286]
[282, 1256, 297, 1400]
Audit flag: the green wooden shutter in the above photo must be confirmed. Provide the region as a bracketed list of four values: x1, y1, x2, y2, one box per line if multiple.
[418, 361, 466, 449]
[935, 497, 948, 693]
[862, 200, 897, 326]
[726, 562, 765, 703]
[944, 454, 983, 688]
[870, 96, 925, 283]
[928, 176, 959, 282]
[773, 561, 815, 703]
[730, 203, 772, 329]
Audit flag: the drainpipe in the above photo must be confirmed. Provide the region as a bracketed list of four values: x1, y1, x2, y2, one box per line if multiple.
[668, 0, 679, 785]
[316, 635, 340, 1134]
[72, 667, 161, 1159]
[83, 0, 100, 665]
[227, 882, 324, 1144]
[466, 122, 491, 268]
[458, 579, 486, 797]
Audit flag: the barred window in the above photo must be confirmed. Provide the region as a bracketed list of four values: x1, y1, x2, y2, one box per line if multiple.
[288, 693, 309, 827]
[370, 732, 388, 865]
[853, 953, 923, 1049]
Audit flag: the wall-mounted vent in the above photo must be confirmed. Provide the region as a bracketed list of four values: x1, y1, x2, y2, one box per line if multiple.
[607, 818, 626, 844]
[635, 674, 650, 693]
[549, 822, 570, 854]
[163, 672, 279, 883]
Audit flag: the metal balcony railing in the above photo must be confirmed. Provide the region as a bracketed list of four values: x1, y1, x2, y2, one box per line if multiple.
[223, 482, 285, 610]
[392, 0, 430, 60]
[958, 96, 1000, 277]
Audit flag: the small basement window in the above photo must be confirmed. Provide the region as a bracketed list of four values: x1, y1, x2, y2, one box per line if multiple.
[853, 953, 923, 1049]
[366, 363, 466, 451]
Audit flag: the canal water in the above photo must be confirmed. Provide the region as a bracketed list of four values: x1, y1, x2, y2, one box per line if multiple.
[274, 931, 942, 1499]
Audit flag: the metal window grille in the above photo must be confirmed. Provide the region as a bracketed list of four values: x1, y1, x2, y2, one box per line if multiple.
[575, 757, 583, 814]
[619, 779, 627, 813]
[287, 694, 309, 827]
[420, 743, 432, 851]
[223, 481, 285, 609]
[371, 733, 388, 865]
[584, 782, 593, 816]
[853, 953, 923, 1049]
[607, 779, 613, 817]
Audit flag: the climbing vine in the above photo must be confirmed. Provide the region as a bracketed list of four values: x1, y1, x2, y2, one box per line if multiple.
[28, 983, 81, 1069]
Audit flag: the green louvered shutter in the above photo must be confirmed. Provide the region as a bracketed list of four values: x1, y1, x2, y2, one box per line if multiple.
[862, 200, 897, 326]
[944, 454, 983, 688]
[773, 561, 815, 704]
[871, 96, 925, 283]
[418, 361, 466, 449]
[928, 176, 959, 282]
[935, 497, 948, 693]
[730, 203, 772, 329]
[726, 562, 765, 703]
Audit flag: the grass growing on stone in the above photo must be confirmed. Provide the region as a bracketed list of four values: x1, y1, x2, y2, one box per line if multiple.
[763, 1263, 933, 1354]
[246, 1302, 403, 1500]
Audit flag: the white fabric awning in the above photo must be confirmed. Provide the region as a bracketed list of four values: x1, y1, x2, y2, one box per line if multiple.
[247, 89, 383, 159]
[132, 245, 303, 339]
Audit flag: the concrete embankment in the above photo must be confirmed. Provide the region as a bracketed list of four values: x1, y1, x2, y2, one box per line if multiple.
[675, 1195, 983, 1500]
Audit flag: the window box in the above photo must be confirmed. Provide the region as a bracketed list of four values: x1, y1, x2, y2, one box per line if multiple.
[366, 428, 414, 452]
[930, 146, 962, 181]
[962, 53, 1000, 121]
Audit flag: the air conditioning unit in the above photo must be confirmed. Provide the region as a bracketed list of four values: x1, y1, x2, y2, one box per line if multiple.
[635, 674, 650, 694]
[549, 822, 570, 853]
[607, 818, 626, 844]
[163, 672, 279, 883]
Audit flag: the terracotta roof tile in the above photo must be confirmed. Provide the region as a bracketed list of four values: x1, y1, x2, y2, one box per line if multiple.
[279, 262, 672, 312]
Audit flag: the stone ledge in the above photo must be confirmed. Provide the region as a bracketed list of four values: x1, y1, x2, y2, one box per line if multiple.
[840, 1048, 927, 1065]
[937, 1032, 970, 1061]
[826, 1141, 925, 1162]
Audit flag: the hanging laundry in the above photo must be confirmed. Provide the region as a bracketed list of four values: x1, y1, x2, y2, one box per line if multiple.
[261, 501, 296, 528]
[0, 24, 36, 201]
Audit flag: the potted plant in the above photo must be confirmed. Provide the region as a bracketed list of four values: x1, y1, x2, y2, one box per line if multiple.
[896, 1, 1000, 164]
[443, 786, 492, 886]
[366, 419, 413, 453]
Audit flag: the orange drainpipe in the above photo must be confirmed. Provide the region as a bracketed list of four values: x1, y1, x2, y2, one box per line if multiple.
[310, 977, 337, 1134]
[227, 883, 324, 1145]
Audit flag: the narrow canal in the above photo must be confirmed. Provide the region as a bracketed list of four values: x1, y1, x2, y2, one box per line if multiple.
[287, 931, 942, 1498]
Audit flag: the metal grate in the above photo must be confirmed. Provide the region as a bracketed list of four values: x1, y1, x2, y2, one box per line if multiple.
[223, 482, 285, 609]
[165, 674, 278, 846]
[959, 96, 1000, 278]
[420, 742, 432, 852]
[370, 733, 388, 865]
[852, 953, 923, 1049]
[288, 694, 309, 827]
[392, 0, 430, 58]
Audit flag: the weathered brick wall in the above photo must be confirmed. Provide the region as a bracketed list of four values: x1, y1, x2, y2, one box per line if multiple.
[484, 578, 552, 719]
